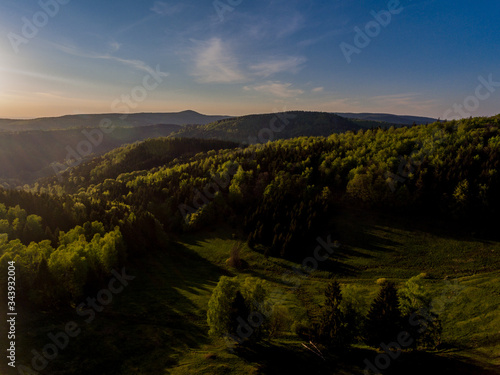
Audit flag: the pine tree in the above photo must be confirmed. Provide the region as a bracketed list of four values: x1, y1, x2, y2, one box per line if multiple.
[364, 281, 402, 348]
[317, 281, 356, 349]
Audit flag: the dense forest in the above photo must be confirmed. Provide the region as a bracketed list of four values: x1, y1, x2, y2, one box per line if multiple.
[168, 111, 401, 144]
[3, 115, 498, 302]
[0, 115, 499, 374]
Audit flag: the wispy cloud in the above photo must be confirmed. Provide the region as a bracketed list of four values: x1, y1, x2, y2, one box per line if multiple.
[0, 67, 85, 86]
[109, 40, 121, 53]
[109, 57, 169, 78]
[277, 13, 304, 38]
[49, 41, 168, 78]
[312, 87, 324, 93]
[244, 81, 304, 98]
[240, 12, 305, 40]
[115, 14, 156, 35]
[150, 1, 184, 16]
[297, 28, 350, 48]
[249, 56, 306, 77]
[190, 38, 246, 84]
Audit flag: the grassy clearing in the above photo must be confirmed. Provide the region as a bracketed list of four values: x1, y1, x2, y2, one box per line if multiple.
[171, 209, 500, 374]
[6, 210, 499, 375]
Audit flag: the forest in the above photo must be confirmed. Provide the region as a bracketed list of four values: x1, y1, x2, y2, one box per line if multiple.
[0, 114, 499, 374]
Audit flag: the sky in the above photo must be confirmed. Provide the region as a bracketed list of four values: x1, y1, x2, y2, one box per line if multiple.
[0, 0, 499, 119]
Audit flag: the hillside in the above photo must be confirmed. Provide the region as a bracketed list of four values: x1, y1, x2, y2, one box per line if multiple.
[43, 137, 241, 192]
[0, 124, 181, 186]
[0, 116, 499, 375]
[168, 111, 401, 144]
[335, 112, 438, 125]
[0, 110, 407, 187]
[0, 111, 230, 132]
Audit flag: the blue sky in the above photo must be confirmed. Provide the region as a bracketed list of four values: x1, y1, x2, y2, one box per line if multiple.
[0, 0, 499, 119]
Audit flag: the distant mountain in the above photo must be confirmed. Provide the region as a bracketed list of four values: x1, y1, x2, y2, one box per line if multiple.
[0, 110, 231, 132]
[335, 113, 438, 125]
[168, 111, 393, 144]
[0, 124, 181, 186]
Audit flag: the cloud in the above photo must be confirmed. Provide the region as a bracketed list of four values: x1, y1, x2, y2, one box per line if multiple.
[276, 13, 304, 38]
[0, 67, 86, 86]
[49, 41, 168, 78]
[312, 87, 324, 93]
[109, 40, 121, 53]
[249, 56, 306, 77]
[110, 57, 169, 78]
[150, 1, 184, 16]
[244, 81, 304, 98]
[190, 38, 246, 84]
[239, 11, 305, 41]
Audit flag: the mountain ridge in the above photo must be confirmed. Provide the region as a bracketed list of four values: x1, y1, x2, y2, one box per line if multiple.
[335, 112, 438, 125]
[0, 111, 231, 132]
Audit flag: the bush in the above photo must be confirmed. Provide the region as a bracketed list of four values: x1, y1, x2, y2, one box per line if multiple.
[207, 276, 268, 345]
[268, 305, 292, 338]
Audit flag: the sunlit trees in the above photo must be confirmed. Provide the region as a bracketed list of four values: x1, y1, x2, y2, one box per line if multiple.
[207, 276, 268, 345]
[207, 276, 239, 337]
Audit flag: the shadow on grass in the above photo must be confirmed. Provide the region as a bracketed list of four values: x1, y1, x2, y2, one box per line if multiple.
[233, 341, 499, 375]
[19, 242, 229, 375]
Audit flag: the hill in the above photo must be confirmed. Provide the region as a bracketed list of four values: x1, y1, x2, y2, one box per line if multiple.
[168, 111, 401, 144]
[43, 137, 241, 192]
[0, 110, 230, 132]
[335, 112, 438, 125]
[0, 110, 404, 187]
[0, 115, 499, 375]
[0, 124, 181, 186]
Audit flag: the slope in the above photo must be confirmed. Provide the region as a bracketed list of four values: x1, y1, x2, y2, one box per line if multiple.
[0, 111, 231, 132]
[168, 111, 400, 144]
[0, 124, 181, 186]
[44, 137, 240, 193]
[335, 112, 438, 125]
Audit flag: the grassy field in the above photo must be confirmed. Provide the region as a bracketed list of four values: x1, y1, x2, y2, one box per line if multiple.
[7, 209, 500, 375]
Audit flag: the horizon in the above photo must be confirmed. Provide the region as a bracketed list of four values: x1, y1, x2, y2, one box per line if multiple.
[0, 108, 455, 122]
[1, 1, 500, 120]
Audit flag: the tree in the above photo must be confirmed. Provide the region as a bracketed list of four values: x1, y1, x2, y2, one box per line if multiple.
[207, 276, 239, 337]
[364, 281, 402, 348]
[399, 274, 442, 349]
[207, 276, 268, 345]
[398, 274, 430, 317]
[317, 281, 357, 349]
[23, 214, 44, 243]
